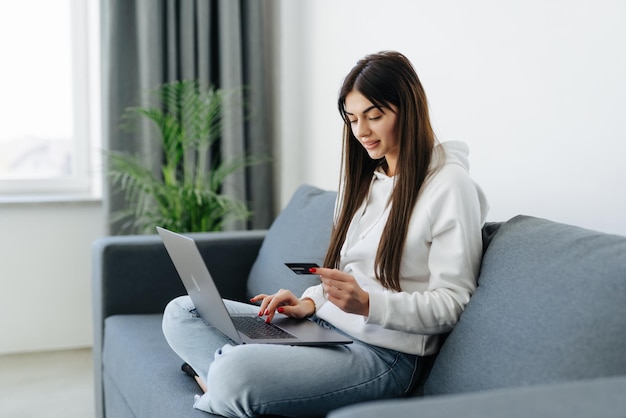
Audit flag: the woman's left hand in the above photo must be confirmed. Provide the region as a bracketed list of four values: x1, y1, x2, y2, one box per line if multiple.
[313, 267, 370, 317]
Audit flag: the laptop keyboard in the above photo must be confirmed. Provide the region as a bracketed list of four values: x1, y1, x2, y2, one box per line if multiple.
[232, 316, 295, 340]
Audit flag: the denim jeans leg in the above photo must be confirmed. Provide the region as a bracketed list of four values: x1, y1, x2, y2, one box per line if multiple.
[163, 295, 421, 418]
[196, 334, 420, 417]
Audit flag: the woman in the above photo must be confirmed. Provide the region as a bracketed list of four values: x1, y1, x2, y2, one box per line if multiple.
[162, 50, 489, 417]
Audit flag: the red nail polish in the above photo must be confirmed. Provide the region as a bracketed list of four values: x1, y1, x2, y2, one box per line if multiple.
[309, 267, 317, 273]
[277, 307, 284, 313]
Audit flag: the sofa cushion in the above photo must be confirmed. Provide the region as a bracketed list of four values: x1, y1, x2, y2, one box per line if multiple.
[103, 315, 212, 417]
[424, 215, 626, 395]
[246, 184, 337, 299]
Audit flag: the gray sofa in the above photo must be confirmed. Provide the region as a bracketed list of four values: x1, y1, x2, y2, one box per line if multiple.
[92, 184, 626, 418]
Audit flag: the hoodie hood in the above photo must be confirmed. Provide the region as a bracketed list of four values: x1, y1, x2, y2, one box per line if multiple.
[433, 141, 471, 172]
[433, 141, 490, 223]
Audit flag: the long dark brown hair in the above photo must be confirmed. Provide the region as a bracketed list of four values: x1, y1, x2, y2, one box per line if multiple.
[324, 51, 436, 291]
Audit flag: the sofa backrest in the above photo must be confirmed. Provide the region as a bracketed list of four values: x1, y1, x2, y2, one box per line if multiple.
[246, 184, 337, 299]
[424, 215, 626, 395]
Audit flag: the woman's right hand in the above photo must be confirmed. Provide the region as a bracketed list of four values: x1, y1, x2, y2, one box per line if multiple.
[250, 289, 315, 323]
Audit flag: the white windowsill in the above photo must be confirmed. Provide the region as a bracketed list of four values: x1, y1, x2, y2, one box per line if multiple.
[0, 194, 102, 206]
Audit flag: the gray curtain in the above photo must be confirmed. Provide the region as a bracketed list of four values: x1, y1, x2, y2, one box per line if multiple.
[101, 0, 275, 234]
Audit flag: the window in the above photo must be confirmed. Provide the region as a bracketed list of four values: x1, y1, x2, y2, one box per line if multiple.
[0, 0, 100, 200]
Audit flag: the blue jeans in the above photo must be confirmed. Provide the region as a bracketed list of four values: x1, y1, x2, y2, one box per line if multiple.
[162, 296, 421, 417]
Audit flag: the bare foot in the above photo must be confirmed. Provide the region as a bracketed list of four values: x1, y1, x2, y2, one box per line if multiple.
[194, 375, 208, 393]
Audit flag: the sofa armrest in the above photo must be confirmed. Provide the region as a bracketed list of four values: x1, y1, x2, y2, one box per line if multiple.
[92, 230, 266, 319]
[328, 375, 626, 418]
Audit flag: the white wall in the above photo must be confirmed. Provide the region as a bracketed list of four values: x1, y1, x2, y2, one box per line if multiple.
[0, 201, 105, 354]
[276, 0, 626, 236]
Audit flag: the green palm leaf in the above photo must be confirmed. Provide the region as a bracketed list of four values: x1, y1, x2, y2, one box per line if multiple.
[106, 79, 264, 234]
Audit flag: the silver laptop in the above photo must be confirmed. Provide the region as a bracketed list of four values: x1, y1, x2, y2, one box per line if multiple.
[157, 227, 352, 346]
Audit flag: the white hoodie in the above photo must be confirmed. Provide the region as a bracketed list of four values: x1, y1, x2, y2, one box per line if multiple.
[301, 141, 489, 356]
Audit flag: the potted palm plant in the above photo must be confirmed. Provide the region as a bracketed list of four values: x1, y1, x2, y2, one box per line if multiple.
[108, 79, 257, 233]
